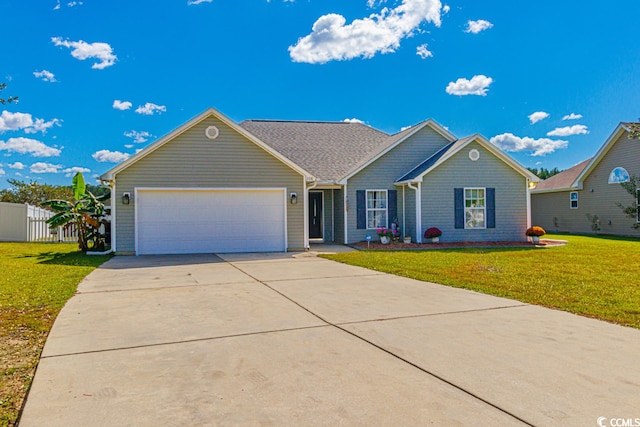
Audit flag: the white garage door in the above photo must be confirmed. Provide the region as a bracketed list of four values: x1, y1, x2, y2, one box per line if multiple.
[136, 189, 286, 255]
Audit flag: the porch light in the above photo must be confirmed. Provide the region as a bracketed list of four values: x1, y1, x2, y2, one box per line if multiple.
[290, 192, 298, 205]
[122, 192, 131, 205]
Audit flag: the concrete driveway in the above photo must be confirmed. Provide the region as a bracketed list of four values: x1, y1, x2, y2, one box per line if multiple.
[20, 250, 640, 426]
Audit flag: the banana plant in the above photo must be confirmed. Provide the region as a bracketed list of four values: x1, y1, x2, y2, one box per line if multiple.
[43, 172, 110, 251]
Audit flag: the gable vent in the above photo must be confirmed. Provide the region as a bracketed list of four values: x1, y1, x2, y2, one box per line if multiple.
[205, 126, 219, 140]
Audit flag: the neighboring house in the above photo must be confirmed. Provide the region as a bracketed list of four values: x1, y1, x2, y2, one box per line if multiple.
[531, 123, 640, 236]
[100, 108, 539, 255]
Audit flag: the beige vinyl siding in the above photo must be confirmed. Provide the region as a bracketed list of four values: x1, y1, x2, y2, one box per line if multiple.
[347, 126, 450, 243]
[422, 142, 528, 242]
[114, 116, 305, 253]
[532, 132, 640, 236]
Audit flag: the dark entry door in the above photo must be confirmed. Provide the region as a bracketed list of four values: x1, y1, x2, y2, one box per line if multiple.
[309, 192, 323, 239]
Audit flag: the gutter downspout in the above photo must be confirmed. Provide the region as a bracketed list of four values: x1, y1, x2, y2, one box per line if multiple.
[407, 182, 422, 243]
[305, 179, 317, 251]
[402, 186, 406, 239]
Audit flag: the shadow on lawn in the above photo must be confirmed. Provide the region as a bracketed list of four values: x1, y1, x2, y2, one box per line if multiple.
[20, 251, 113, 267]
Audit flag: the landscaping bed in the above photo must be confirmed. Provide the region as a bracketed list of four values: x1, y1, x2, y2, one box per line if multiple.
[352, 238, 566, 250]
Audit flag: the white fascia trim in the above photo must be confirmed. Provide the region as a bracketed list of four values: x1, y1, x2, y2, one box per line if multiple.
[111, 180, 117, 253]
[526, 179, 532, 228]
[101, 107, 314, 182]
[571, 123, 628, 187]
[337, 119, 457, 184]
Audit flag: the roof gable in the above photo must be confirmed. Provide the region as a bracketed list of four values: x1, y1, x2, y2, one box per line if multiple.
[396, 134, 539, 183]
[100, 108, 312, 181]
[571, 123, 632, 188]
[339, 119, 457, 183]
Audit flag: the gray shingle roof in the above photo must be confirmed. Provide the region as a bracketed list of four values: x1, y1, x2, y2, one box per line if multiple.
[239, 120, 391, 182]
[533, 158, 591, 191]
[396, 140, 458, 182]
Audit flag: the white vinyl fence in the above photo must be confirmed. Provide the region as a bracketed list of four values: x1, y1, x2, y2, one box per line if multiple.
[27, 218, 78, 242]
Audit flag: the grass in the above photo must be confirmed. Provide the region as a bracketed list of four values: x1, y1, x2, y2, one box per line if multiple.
[322, 234, 640, 329]
[0, 243, 111, 427]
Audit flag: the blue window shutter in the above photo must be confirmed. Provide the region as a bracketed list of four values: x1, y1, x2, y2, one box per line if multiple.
[388, 190, 397, 225]
[356, 190, 366, 229]
[454, 188, 464, 229]
[486, 188, 496, 229]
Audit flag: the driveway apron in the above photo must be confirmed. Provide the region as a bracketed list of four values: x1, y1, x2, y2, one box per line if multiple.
[19, 252, 640, 426]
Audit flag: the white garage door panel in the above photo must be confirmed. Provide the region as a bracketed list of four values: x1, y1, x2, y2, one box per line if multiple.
[137, 189, 286, 255]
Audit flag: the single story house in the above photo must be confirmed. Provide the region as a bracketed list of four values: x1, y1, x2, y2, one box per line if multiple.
[531, 122, 640, 236]
[100, 108, 539, 255]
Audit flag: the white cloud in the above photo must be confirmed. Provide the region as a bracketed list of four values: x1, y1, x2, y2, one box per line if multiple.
[442, 4, 450, 14]
[8, 162, 25, 169]
[33, 70, 56, 82]
[562, 113, 583, 121]
[1, 111, 62, 134]
[416, 43, 433, 59]
[124, 144, 134, 149]
[0, 137, 62, 157]
[465, 19, 493, 34]
[343, 118, 365, 124]
[135, 103, 166, 115]
[92, 149, 130, 163]
[0, 168, 4, 176]
[445, 75, 493, 96]
[67, 1, 83, 6]
[63, 166, 90, 177]
[113, 100, 132, 110]
[528, 111, 549, 124]
[51, 37, 117, 69]
[187, 0, 212, 4]
[547, 124, 589, 137]
[288, 0, 443, 64]
[490, 133, 568, 156]
[53, 1, 61, 10]
[124, 130, 153, 143]
[30, 162, 63, 174]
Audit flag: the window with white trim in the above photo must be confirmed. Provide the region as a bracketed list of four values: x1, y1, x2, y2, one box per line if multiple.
[465, 188, 485, 229]
[570, 191, 578, 209]
[366, 190, 388, 229]
[608, 167, 630, 184]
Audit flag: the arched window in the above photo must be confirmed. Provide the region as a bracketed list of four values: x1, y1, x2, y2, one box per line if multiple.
[608, 167, 630, 184]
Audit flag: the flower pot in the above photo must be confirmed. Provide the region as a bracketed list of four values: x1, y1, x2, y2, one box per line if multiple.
[403, 236, 411, 244]
[531, 236, 540, 244]
[430, 237, 440, 243]
[380, 236, 391, 244]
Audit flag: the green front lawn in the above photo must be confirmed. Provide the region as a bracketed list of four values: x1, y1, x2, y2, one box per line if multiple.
[322, 234, 640, 329]
[0, 243, 111, 427]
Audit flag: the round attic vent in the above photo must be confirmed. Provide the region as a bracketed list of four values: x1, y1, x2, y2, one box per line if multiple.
[205, 126, 219, 140]
[469, 149, 480, 161]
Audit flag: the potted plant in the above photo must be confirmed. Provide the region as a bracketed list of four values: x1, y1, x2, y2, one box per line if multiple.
[424, 227, 442, 243]
[525, 226, 546, 244]
[377, 227, 398, 244]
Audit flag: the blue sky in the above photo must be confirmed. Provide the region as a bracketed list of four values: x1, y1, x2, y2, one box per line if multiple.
[1, 0, 639, 188]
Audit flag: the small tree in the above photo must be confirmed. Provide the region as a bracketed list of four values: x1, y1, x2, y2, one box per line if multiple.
[43, 173, 110, 251]
[615, 174, 639, 230]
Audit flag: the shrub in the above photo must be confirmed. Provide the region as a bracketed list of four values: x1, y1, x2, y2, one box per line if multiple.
[424, 227, 442, 238]
[525, 226, 546, 237]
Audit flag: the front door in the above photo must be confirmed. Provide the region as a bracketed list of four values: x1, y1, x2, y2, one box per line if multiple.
[309, 192, 323, 239]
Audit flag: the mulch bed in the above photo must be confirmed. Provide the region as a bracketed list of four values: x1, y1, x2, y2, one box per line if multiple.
[352, 239, 566, 250]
